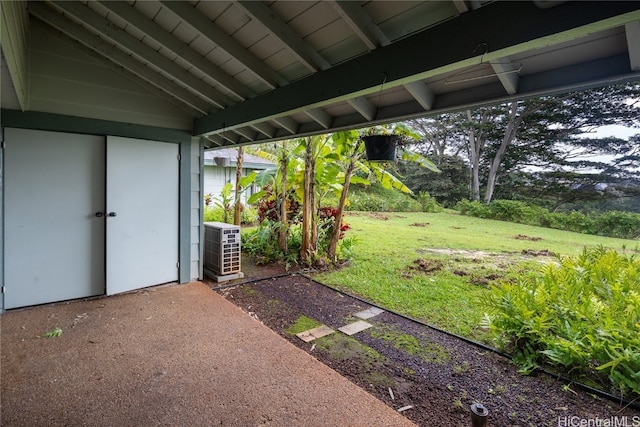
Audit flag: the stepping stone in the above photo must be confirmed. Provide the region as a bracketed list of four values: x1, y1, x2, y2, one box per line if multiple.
[338, 320, 373, 336]
[354, 307, 385, 320]
[296, 325, 334, 342]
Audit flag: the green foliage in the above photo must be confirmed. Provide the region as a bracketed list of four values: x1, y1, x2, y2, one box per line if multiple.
[285, 315, 322, 335]
[346, 183, 422, 212]
[38, 326, 63, 338]
[483, 247, 640, 397]
[456, 199, 640, 239]
[242, 221, 355, 266]
[398, 154, 470, 208]
[417, 192, 444, 213]
[204, 205, 258, 225]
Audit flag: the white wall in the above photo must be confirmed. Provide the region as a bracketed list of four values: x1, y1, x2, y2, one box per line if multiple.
[203, 166, 260, 206]
[28, 20, 192, 130]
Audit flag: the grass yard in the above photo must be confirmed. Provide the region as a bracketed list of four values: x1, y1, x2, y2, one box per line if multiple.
[314, 210, 638, 341]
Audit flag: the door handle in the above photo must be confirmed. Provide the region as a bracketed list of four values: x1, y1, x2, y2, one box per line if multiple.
[95, 212, 117, 217]
[95, 212, 104, 218]
[107, 212, 117, 217]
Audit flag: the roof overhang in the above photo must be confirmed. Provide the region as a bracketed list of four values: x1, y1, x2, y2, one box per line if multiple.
[1, 1, 639, 148]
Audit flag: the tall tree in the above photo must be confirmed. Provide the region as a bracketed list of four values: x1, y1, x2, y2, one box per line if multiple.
[408, 83, 640, 204]
[233, 146, 244, 225]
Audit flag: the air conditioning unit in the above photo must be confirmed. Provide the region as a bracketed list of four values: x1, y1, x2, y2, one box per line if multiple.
[203, 222, 244, 281]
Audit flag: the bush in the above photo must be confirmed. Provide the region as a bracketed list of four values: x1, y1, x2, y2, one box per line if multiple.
[456, 199, 640, 240]
[592, 211, 640, 239]
[483, 247, 640, 397]
[455, 199, 491, 218]
[347, 183, 422, 212]
[204, 205, 258, 225]
[417, 192, 444, 213]
[203, 206, 224, 222]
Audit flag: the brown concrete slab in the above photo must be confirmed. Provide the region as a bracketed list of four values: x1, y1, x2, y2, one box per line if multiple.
[0, 282, 416, 427]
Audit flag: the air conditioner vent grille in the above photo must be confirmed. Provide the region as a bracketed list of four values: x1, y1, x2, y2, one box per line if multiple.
[204, 222, 242, 276]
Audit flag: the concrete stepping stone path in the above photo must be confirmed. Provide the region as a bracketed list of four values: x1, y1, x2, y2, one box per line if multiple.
[296, 305, 384, 341]
[296, 325, 335, 342]
[354, 307, 385, 320]
[338, 320, 373, 336]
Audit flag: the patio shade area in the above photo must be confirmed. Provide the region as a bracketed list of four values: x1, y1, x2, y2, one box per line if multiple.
[0, 282, 416, 427]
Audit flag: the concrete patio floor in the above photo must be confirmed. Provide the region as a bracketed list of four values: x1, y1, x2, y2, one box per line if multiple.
[0, 282, 416, 426]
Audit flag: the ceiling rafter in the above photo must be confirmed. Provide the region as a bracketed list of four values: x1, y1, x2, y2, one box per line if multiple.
[250, 122, 276, 138]
[305, 107, 332, 129]
[233, 126, 257, 141]
[452, 1, 469, 14]
[347, 96, 376, 121]
[205, 135, 225, 148]
[97, 1, 250, 101]
[236, 1, 330, 72]
[626, 21, 640, 71]
[219, 130, 242, 145]
[159, 0, 286, 90]
[28, 2, 211, 115]
[490, 57, 520, 95]
[272, 116, 298, 134]
[330, 0, 390, 50]
[49, 1, 230, 109]
[403, 81, 435, 111]
[195, 1, 640, 137]
[207, 54, 638, 146]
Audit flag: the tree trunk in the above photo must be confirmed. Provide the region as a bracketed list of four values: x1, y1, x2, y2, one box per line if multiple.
[327, 159, 355, 262]
[277, 142, 288, 253]
[233, 146, 244, 225]
[466, 110, 482, 201]
[484, 102, 520, 203]
[301, 138, 315, 264]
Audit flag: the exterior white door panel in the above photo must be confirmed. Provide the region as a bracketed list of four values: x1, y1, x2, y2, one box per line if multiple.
[4, 128, 105, 309]
[106, 136, 178, 294]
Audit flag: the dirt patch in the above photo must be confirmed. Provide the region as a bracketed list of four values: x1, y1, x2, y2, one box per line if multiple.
[216, 275, 640, 426]
[514, 234, 543, 241]
[521, 249, 556, 257]
[408, 258, 445, 274]
[409, 222, 430, 227]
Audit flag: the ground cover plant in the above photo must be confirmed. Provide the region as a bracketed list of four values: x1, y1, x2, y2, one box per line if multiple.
[483, 246, 640, 398]
[314, 211, 639, 398]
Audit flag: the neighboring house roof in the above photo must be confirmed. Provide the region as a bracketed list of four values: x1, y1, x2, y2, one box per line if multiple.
[204, 148, 274, 170]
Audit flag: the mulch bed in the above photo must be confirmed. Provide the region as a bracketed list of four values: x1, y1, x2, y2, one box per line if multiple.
[212, 274, 640, 427]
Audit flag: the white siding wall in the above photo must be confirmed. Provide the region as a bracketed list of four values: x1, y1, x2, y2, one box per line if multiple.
[190, 139, 202, 280]
[203, 166, 260, 205]
[203, 166, 229, 201]
[28, 20, 192, 130]
[0, 0, 29, 110]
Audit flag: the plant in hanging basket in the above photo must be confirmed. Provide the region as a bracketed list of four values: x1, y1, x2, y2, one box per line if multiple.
[362, 134, 402, 161]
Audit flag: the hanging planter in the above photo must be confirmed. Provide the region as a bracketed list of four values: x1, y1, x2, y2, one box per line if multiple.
[362, 135, 400, 162]
[214, 157, 230, 167]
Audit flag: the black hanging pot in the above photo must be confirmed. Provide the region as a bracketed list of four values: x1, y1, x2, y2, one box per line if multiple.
[363, 135, 400, 162]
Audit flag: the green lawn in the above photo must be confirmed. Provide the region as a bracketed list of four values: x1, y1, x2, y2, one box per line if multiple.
[314, 211, 638, 341]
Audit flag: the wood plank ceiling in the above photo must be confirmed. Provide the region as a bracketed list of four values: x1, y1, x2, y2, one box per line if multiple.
[5, 1, 640, 148]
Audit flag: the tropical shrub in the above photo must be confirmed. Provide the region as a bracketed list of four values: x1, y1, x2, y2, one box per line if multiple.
[456, 199, 640, 239]
[417, 192, 444, 213]
[483, 247, 640, 397]
[346, 183, 422, 212]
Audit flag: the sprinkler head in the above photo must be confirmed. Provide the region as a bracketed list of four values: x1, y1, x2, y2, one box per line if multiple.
[470, 403, 488, 427]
